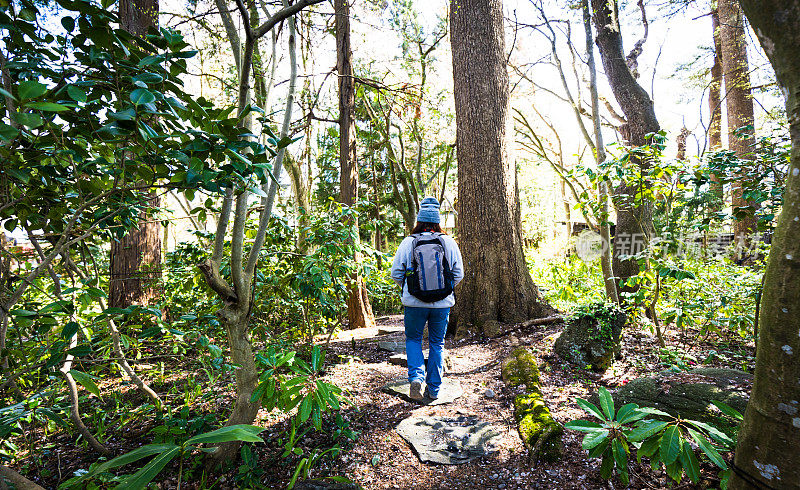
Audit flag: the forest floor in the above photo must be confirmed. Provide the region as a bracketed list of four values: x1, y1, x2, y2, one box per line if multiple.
[26, 314, 755, 489]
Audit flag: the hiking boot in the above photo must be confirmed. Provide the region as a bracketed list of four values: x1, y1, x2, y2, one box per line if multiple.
[410, 380, 423, 400]
[424, 387, 438, 400]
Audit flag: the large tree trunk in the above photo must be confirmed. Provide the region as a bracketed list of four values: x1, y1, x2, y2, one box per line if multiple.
[112, 0, 161, 308]
[335, 0, 375, 330]
[448, 0, 553, 339]
[731, 3, 800, 488]
[708, 8, 724, 207]
[719, 0, 758, 247]
[591, 0, 659, 294]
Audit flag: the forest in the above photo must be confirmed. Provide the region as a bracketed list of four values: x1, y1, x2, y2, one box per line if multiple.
[1, 0, 799, 488]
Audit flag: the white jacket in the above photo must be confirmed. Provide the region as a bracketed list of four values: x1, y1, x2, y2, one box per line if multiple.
[390, 232, 464, 308]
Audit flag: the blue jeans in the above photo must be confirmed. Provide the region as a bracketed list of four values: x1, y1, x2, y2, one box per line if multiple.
[404, 306, 449, 396]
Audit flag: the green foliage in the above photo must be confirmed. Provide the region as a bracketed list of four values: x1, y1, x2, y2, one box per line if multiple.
[567, 388, 742, 487]
[60, 425, 266, 490]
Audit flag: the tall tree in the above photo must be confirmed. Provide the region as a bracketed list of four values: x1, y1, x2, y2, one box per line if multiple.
[708, 6, 724, 205]
[731, 3, 800, 488]
[111, 0, 162, 308]
[448, 0, 553, 338]
[718, 0, 758, 246]
[591, 0, 659, 293]
[335, 0, 376, 329]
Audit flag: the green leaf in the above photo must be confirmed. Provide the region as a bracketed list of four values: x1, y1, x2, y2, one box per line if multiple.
[61, 16, 75, 32]
[11, 112, 43, 129]
[598, 387, 614, 420]
[130, 88, 156, 106]
[576, 398, 607, 421]
[599, 451, 614, 479]
[565, 420, 603, 432]
[680, 445, 700, 483]
[688, 428, 727, 469]
[299, 395, 312, 423]
[69, 370, 101, 398]
[615, 403, 644, 424]
[660, 425, 682, 465]
[711, 401, 743, 421]
[684, 419, 734, 447]
[67, 85, 87, 102]
[637, 435, 660, 462]
[637, 407, 672, 418]
[25, 101, 69, 112]
[81, 444, 178, 481]
[588, 437, 610, 459]
[133, 72, 164, 84]
[612, 439, 629, 485]
[0, 87, 16, 102]
[582, 429, 609, 450]
[627, 420, 668, 442]
[18, 80, 47, 100]
[0, 123, 19, 141]
[186, 425, 265, 445]
[665, 459, 683, 482]
[116, 446, 180, 490]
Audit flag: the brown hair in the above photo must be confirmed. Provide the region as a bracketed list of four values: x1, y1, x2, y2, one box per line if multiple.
[411, 221, 444, 234]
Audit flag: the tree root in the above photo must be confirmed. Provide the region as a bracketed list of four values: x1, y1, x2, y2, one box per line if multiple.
[0, 465, 45, 490]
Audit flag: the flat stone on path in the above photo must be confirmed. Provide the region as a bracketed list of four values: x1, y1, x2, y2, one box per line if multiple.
[389, 351, 453, 371]
[377, 340, 405, 353]
[396, 415, 500, 464]
[377, 325, 405, 336]
[381, 377, 463, 405]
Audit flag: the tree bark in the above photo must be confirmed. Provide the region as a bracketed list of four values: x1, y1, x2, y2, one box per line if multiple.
[731, 3, 800, 488]
[591, 0, 659, 294]
[708, 8, 724, 207]
[583, 0, 618, 305]
[335, 0, 375, 330]
[719, 0, 758, 246]
[113, 0, 162, 308]
[449, 0, 554, 339]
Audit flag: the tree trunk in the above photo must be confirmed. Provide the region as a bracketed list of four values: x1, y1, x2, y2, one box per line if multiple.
[731, 3, 800, 488]
[591, 0, 659, 294]
[448, 0, 554, 339]
[335, 0, 375, 330]
[213, 309, 260, 461]
[583, 0, 618, 305]
[113, 0, 161, 308]
[719, 0, 758, 247]
[708, 8, 724, 207]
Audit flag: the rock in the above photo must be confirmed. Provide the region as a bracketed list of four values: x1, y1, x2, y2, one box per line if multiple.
[484, 389, 496, 399]
[377, 341, 405, 353]
[377, 326, 405, 336]
[294, 479, 358, 490]
[388, 350, 453, 370]
[500, 348, 562, 463]
[553, 303, 626, 372]
[396, 415, 501, 465]
[381, 378, 463, 405]
[600, 368, 752, 429]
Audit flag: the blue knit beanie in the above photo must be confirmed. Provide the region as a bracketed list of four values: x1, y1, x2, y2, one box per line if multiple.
[416, 196, 441, 224]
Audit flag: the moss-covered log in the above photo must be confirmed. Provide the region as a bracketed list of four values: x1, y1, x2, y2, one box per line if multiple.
[501, 347, 562, 462]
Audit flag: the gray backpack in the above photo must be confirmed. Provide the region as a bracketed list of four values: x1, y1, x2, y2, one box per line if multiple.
[405, 233, 455, 302]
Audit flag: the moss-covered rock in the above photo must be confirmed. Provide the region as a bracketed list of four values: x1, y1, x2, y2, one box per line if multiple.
[500, 348, 562, 462]
[595, 368, 752, 430]
[501, 347, 541, 388]
[554, 303, 626, 372]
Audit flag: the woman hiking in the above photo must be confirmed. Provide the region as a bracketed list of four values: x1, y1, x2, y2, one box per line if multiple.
[390, 197, 464, 400]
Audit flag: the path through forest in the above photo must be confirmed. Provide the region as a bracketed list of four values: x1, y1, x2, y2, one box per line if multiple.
[300, 316, 662, 489]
